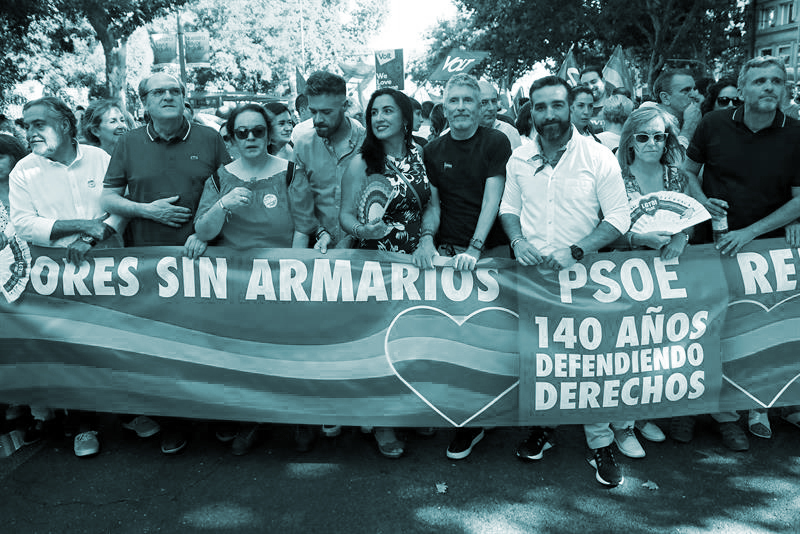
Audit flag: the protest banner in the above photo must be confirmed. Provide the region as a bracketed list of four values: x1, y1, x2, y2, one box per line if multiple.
[375, 49, 404, 90]
[1, 241, 799, 427]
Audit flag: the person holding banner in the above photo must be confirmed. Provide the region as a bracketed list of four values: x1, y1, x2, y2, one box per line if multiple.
[500, 75, 630, 487]
[413, 73, 512, 460]
[340, 88, 433, 458]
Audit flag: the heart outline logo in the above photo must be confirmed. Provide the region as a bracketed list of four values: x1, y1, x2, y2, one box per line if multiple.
[384, 305, 519, 427]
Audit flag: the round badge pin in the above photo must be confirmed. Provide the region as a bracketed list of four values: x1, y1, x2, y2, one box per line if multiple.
[263, 194, 278, 209]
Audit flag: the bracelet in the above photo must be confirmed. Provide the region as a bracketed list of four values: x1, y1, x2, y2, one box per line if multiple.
[351, 222, 363, 239]
[469, 237, 485, 252]
[217, 199, 231, 215]
[676, 231, 689, 243]
[419, 228, 435, 240]
[510, 237, 524, 249]
[315, 226, 329, 241]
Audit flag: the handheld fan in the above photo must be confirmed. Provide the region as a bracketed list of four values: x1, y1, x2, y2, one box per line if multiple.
[629, 191, 710, 235]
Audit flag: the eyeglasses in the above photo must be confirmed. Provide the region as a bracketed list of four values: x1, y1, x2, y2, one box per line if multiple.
[634, 132, 668, 143]
[233, 126, 267, 140]
[716, 96, 742, 107]
[146, 87, 183, 98]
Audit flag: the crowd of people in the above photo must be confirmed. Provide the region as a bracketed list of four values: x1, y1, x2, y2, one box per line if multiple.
[2, 54, 800, 488]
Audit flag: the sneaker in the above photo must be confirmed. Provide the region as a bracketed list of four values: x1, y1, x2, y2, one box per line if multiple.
[73, 431, 100, 457]
[122, 416, 161, 438]
[446, 428, 484, 460]
[515, 428, 553, 461]
[635, 420, 666, 442]
[718, 421, 749, 451]
[321, 425, 342, 437]
[231, 424, 260, 456]
[214, 422, 238, 443]
[587, 445, 623, 487]
[669, 416, 695, 443]
[748, 410, 772, 439]
[613, 426, 646, 458]
[160, 429, 188, 454]
[294, 425, 316, 453]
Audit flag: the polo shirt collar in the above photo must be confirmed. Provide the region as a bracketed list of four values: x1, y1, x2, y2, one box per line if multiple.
[731, 107, 787, 129]
[147, 118, 192, 143]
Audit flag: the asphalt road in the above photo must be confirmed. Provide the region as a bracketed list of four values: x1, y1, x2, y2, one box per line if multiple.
[1, 414, 799, 534]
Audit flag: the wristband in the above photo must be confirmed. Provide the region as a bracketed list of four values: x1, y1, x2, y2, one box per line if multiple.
[419, 228, 435, 240]
[217, 199, 231, 217]
[315, 226, 329, 241]
[510, 237, 524, 249]
[351, 222, 363, 239]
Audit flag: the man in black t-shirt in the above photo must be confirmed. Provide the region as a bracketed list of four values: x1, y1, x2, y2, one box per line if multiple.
[412, 73, 512, 461]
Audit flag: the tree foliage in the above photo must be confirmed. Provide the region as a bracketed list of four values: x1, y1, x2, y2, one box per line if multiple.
[415, 0, 745, 91]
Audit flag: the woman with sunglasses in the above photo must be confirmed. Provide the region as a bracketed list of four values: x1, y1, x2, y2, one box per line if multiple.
[340, 88, 434, 459]
[195, 103, 320, 252]
[700, 76, 740, 115]
[607, 106, 689, 459]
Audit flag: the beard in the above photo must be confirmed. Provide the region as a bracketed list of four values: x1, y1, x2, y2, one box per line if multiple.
[534, 117, 570, 143]
[29, 127, 62, 158]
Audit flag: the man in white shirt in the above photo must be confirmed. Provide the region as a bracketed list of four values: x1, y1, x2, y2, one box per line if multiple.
[9, 96, 124, 458]
[499, 76, 630, 487]
[478, 80, 522, 149]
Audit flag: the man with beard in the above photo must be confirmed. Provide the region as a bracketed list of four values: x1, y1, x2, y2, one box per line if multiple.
[499, 76, 630, 487]
[9, 96, 124, 457]
[579, 66, 610, 133]
[683, 56, 800, 445]
[478, 80, 522, 149]
[413, 73, 512, 460]
[294, 71, 365, 251]
[291, 71, 366, 450]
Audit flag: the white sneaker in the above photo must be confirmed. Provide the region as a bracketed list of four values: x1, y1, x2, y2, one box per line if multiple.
[321, 425, 342, 437]
[635, 420, 666, 442]
[74, 431, 100, 457]
[121, 416, 161, 438]
[613, 426, 646, 458]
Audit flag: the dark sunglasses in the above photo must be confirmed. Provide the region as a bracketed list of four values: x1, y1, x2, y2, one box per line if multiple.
[634, 132, 668, 143]
[716, 96, 742, 107]
[233, 126, 267, 140]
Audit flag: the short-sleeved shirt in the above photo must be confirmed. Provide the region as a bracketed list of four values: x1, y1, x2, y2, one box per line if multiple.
[687, 107, 800, 236]
[423, 126, 512, 249]
[103, 119, 230, 246]
[293, 117, 365, 246]
[195, 163, 317, 250]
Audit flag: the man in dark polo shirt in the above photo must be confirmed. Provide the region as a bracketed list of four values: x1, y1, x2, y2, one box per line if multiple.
[685, 56, 800, 255]
[101, 72, 230, 454]
[412, 73, 512, 460]
[683, 55, 800, 448]
[101, 72, 229, 254]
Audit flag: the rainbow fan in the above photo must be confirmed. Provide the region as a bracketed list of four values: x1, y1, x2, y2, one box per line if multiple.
[357, 175, 396, 224]
[629, 191, 710, 235]
[0, 232, 31, 303]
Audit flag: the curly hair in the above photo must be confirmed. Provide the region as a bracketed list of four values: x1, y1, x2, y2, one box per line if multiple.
[617, 106, 684, 175]
[701, 76, 738, 115]
[361, 89, 415, 175]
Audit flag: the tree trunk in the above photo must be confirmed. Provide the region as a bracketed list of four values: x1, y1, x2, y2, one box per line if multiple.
[106, 41, 128, 110]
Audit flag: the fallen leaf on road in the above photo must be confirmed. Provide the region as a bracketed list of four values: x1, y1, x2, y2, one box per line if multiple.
[436, 482, 448, 494]
[642, 480, 659, 490]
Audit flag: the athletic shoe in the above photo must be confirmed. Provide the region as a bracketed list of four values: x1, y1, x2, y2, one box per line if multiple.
[214, 422, 238, 443]
[635, 420, 666, 442]
[718, 421, 749, 451]
[160, 429, 188, 454]
[321, 425, 342, 437]
[73, 431, 100, 457]
[122, 416, 161, 438]
[515, 428, 553, 461]
[613, 426, 646, 458]
[446, 428, 484, 460]
[231, 424, 260, 456]
[587, 445, 623, 487]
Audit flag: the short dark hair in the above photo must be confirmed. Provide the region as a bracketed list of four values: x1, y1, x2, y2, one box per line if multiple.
[569, 85, 594, 105]
[80, 99, 125, 146]
[580, 66, 603, 79]
[653, 69, 693, 104]
[264, 102, 290, 116]
[226, 103, 272, 141]
[294, 94, 308, 112]
[409, 97, 422, 112]
[22, 96, 78, 139]
[528, 76, 571, 102]
[305, 71, 346, 98]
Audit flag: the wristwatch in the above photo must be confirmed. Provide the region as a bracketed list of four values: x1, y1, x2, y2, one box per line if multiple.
[80, 234, 98, 246]
[569, 244, 584, 261]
